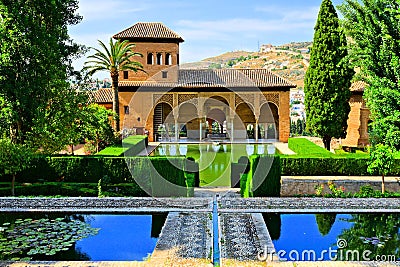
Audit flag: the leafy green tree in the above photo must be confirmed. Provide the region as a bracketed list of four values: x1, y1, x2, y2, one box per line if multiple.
[0, 139, 32, 196]
[0, 1, 83, 145]
[84, 38, 144, 132]
[26, 90, 89, 154]
[368, 144, 394, 193]
[338, 0, 400, 149]
[304, 0, 354, 151]
[82, 104, 116, 153]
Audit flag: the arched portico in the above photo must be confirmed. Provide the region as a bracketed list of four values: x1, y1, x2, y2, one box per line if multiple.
[259, 102, 279, 140]
[203, 96, 229, 138]
[178, 102, 199, 139]
[152, 102, 173, 141]
[235, 103, 256, 139]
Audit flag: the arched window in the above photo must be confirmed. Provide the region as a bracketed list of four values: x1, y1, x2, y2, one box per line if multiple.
[156, 53, 163, 65]
[165, 53, 172, 65]
[147, 53, 154, 65]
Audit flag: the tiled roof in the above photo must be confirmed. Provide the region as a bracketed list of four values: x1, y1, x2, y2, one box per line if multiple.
[350, 81, 367, 92]
[113, 22, 184, 42]
[88, 88, 113, 103]
[119, 69, 296, 89]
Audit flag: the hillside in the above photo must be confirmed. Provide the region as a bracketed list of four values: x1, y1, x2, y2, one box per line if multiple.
[180, 42, 312, 88]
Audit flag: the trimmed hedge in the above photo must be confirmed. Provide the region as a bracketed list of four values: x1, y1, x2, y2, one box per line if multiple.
[0, 182, 148, 197]
[241, 155, 281, 197]
[281, 157, 400, 176]
[231, 156, 250, 188]
[97, 135, 148, 156]
[0, 156, 193, 197]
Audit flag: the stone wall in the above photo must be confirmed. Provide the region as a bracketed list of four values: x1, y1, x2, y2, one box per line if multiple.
[281, 178, 400, 196]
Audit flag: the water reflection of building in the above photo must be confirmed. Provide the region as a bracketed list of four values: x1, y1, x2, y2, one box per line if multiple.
[93, 22, 296, 142]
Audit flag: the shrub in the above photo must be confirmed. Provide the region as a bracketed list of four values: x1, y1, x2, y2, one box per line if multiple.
[231, 156, 249, 188]
[281, 158, 370, 176]
[240, 173, 249, 197]
[242, 155, 281, 197]
[1, 155, 191, 197]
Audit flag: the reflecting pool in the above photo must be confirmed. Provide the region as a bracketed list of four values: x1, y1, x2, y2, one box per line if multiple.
[263, 213, 400, 261]
[0, 213, 166, 261]
[151, 143, 275, 187]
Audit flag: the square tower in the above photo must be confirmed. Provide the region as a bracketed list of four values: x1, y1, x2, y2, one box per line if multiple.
[113, 22, 184, 82]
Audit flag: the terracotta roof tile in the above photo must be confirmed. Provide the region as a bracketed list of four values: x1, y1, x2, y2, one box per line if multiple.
[88, 88, 113, 103]
[119, 68, 296, 89]
[350, 81, 367, 92]
[113, 22, 184, 42]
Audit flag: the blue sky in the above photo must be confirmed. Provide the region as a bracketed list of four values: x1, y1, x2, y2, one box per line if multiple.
[70, 0, 344, 78]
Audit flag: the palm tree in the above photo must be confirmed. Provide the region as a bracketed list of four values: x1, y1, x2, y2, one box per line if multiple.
[84, 38, 144, 132]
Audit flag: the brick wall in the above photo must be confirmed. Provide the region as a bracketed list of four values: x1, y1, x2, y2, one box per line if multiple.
[119, 41, 180, 81]
[343, 93, 370, 147]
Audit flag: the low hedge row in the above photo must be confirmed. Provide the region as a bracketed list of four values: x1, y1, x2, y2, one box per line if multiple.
[0, 182, 148, 197]
[0, 156, 196, 197]
[97, 135, 148, 156]
[241, 155, 281, 197]
[281, 157, 400, 176]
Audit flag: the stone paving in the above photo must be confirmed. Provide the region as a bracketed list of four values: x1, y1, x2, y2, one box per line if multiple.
[219, 197, 400, 213]
[220, 213, 275, 263]
[0, 197, 213, 213]
[150, 212, 212, 264]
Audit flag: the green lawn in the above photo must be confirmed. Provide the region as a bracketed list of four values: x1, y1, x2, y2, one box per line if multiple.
[96, 135, 147, 156]
[285, 138, 369, 159]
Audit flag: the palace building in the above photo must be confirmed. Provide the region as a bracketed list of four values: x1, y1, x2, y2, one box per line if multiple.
[95, 22, 296, 142]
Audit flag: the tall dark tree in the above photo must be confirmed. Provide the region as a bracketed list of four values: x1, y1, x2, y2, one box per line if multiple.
[338, 0, 400, 149]
[0, 0, 83, 147]
[304, 0, 354, 151]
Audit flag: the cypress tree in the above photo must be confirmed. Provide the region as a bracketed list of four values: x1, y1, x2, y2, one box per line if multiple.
[304, 0, 354, 151]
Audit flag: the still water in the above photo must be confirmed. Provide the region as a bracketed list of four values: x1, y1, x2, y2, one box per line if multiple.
[0, 213, 166, 261]
[264, 213, 400, 261]
[151, 143, 275, 186]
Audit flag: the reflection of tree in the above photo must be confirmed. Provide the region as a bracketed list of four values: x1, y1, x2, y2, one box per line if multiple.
[263, 213, 281, 240]
[315, 213, 336, 236]
[337, 214, 400, 261]
[151, 214, 167, 238]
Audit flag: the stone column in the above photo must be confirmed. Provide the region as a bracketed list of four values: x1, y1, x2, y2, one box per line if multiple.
[175, 118, 179, 142]
[255, 118, 259, 142]
[279, 91, 290, 142]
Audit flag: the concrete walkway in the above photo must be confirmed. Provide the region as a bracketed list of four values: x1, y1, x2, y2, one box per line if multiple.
[273, 142, 296, 155]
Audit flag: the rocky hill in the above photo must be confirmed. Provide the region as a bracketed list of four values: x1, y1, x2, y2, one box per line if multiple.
[180, 42, 312, 88]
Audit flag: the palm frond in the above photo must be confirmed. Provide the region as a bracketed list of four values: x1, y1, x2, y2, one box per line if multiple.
[84, 37, 144, 76]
